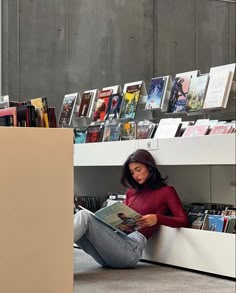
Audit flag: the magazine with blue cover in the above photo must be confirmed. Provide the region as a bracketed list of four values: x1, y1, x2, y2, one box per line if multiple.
[145, 77, 167, 109]
[202, 214, 225, 232]
[79, 201, 141, 236]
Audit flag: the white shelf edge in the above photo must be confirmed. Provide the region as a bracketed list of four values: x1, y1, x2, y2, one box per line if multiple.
[142, 225, 236, 278]
[74, 134, 236, 166]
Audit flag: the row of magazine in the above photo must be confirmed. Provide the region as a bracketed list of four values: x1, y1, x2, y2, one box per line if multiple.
[74, 118, 236, 144]
[1, 63, 234, 129]
[59, 63, 235, 127]
[183, 203, 236, 233]
[74, 193, 236, 235]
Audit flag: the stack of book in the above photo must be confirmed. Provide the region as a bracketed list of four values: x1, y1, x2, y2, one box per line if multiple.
[0, 96, 57, 128]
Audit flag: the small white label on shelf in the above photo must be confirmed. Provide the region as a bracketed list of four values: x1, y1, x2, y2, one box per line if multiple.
[138, 139, 158, 150]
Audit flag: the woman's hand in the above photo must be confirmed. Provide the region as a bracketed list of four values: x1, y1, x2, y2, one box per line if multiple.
[136, 214, 158, 227]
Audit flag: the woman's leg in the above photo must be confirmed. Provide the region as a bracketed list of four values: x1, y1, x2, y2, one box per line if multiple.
[74, 210, 147, 268]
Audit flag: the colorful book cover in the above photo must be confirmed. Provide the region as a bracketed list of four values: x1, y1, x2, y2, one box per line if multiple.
[85, 124, 104, 143]
[145, 77, 167, 109]
[137, 121, 155, 139]
[186, 205, 206, 224]
[102, 121, 121, 142]
[120, 84, 141, 119]
[93, 89, 113, 122]
[79, 201, 141, 236]
[58, 93, 78, 127]
[74, 128, 87, 144]
[105, 93, 123, 120]
[186, 75, 209, 112]
[120, 121, 136, 140]
[26, 97, 49, 127]
[78, 92, 94, 118]
[182, 125, 210, 137]
[168, 76, 191, 113]
[202, 214, 225, 232]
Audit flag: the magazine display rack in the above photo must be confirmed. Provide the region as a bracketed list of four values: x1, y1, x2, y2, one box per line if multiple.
[0, 127, 74, 293]
[73, 133, 236, 278]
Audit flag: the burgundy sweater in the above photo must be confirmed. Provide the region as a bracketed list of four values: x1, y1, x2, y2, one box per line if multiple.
[123, 185, 189, 239]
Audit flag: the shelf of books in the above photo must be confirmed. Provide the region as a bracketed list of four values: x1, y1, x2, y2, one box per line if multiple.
[0, 127, 74, 293]
[72, 63, 235, 279]
[73, 133, 235, 166]
[142, 226, 235, 278]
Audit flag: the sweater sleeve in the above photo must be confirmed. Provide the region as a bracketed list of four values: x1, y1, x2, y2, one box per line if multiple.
[157, 187, 190, 228]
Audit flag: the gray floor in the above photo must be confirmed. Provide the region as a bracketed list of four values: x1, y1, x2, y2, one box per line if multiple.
[74, 249, 235, 293]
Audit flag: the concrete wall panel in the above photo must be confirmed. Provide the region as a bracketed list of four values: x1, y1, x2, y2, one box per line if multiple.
[2, 0, 236, 116]
[155, 0, 197, 77]
[67, 0, 154, 93]
[197, 0, 235, 73]
[18, 0, 68, 109]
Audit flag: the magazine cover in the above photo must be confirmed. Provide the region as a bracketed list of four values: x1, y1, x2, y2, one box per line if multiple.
[182, 125, 210, 137]
[93, 89, 113, 122]
[102, 120, 121, 142]
[85, 124, 104, 143]
[168, 76, 191, 113]
[77, 92, 94, 117]
[186, 74, 209, 112]
[137, 120, 156, 139]
[145, 77, 167, 109]
[120, 121, 136, 140]
[105, 93, 123, 120]
[120, 84, 141, 119]
[58, 92, 78, 127]
[202, 214, 225, 232]
[79, 201, 141, 236]
[74, 128, 87, 144]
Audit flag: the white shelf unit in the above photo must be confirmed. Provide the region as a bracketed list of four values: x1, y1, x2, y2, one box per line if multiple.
[74, 134, 235, 166]
[73, 133, 236, 278]
[0, 127, 74, 293]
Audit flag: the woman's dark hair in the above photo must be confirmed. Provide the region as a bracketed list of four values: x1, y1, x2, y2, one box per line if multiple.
[120, 149, 167, 191]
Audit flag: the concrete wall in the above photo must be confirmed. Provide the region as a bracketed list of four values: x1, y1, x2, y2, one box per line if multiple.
[2, 0, 236, 117]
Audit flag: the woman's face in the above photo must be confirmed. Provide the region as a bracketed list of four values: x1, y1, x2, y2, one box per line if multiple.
[129, 162, 150, 185]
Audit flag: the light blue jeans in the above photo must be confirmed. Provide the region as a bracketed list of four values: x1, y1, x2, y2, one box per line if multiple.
[74, 210, 147, 268]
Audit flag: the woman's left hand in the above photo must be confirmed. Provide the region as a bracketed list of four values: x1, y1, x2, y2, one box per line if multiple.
[136, 214, 158, 227]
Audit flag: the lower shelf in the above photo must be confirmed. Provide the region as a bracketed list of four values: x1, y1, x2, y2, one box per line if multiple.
[142, 226, 235, 278]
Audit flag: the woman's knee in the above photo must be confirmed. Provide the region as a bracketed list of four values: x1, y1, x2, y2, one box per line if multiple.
[74, 210, 93, 225]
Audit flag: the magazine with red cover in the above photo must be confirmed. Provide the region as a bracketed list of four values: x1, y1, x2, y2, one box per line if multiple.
[93, 89, 113, 122]
[77, 92, 94, 118]
[85, 124, 104, 143]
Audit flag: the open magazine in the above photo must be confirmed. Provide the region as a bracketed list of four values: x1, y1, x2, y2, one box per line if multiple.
[79, 201, 141, 236]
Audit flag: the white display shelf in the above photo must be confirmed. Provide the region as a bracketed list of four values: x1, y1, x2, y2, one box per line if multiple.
[74, 140, 138, 166]
[142, 226, 236, 278]
[74, 134, 235, 166]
